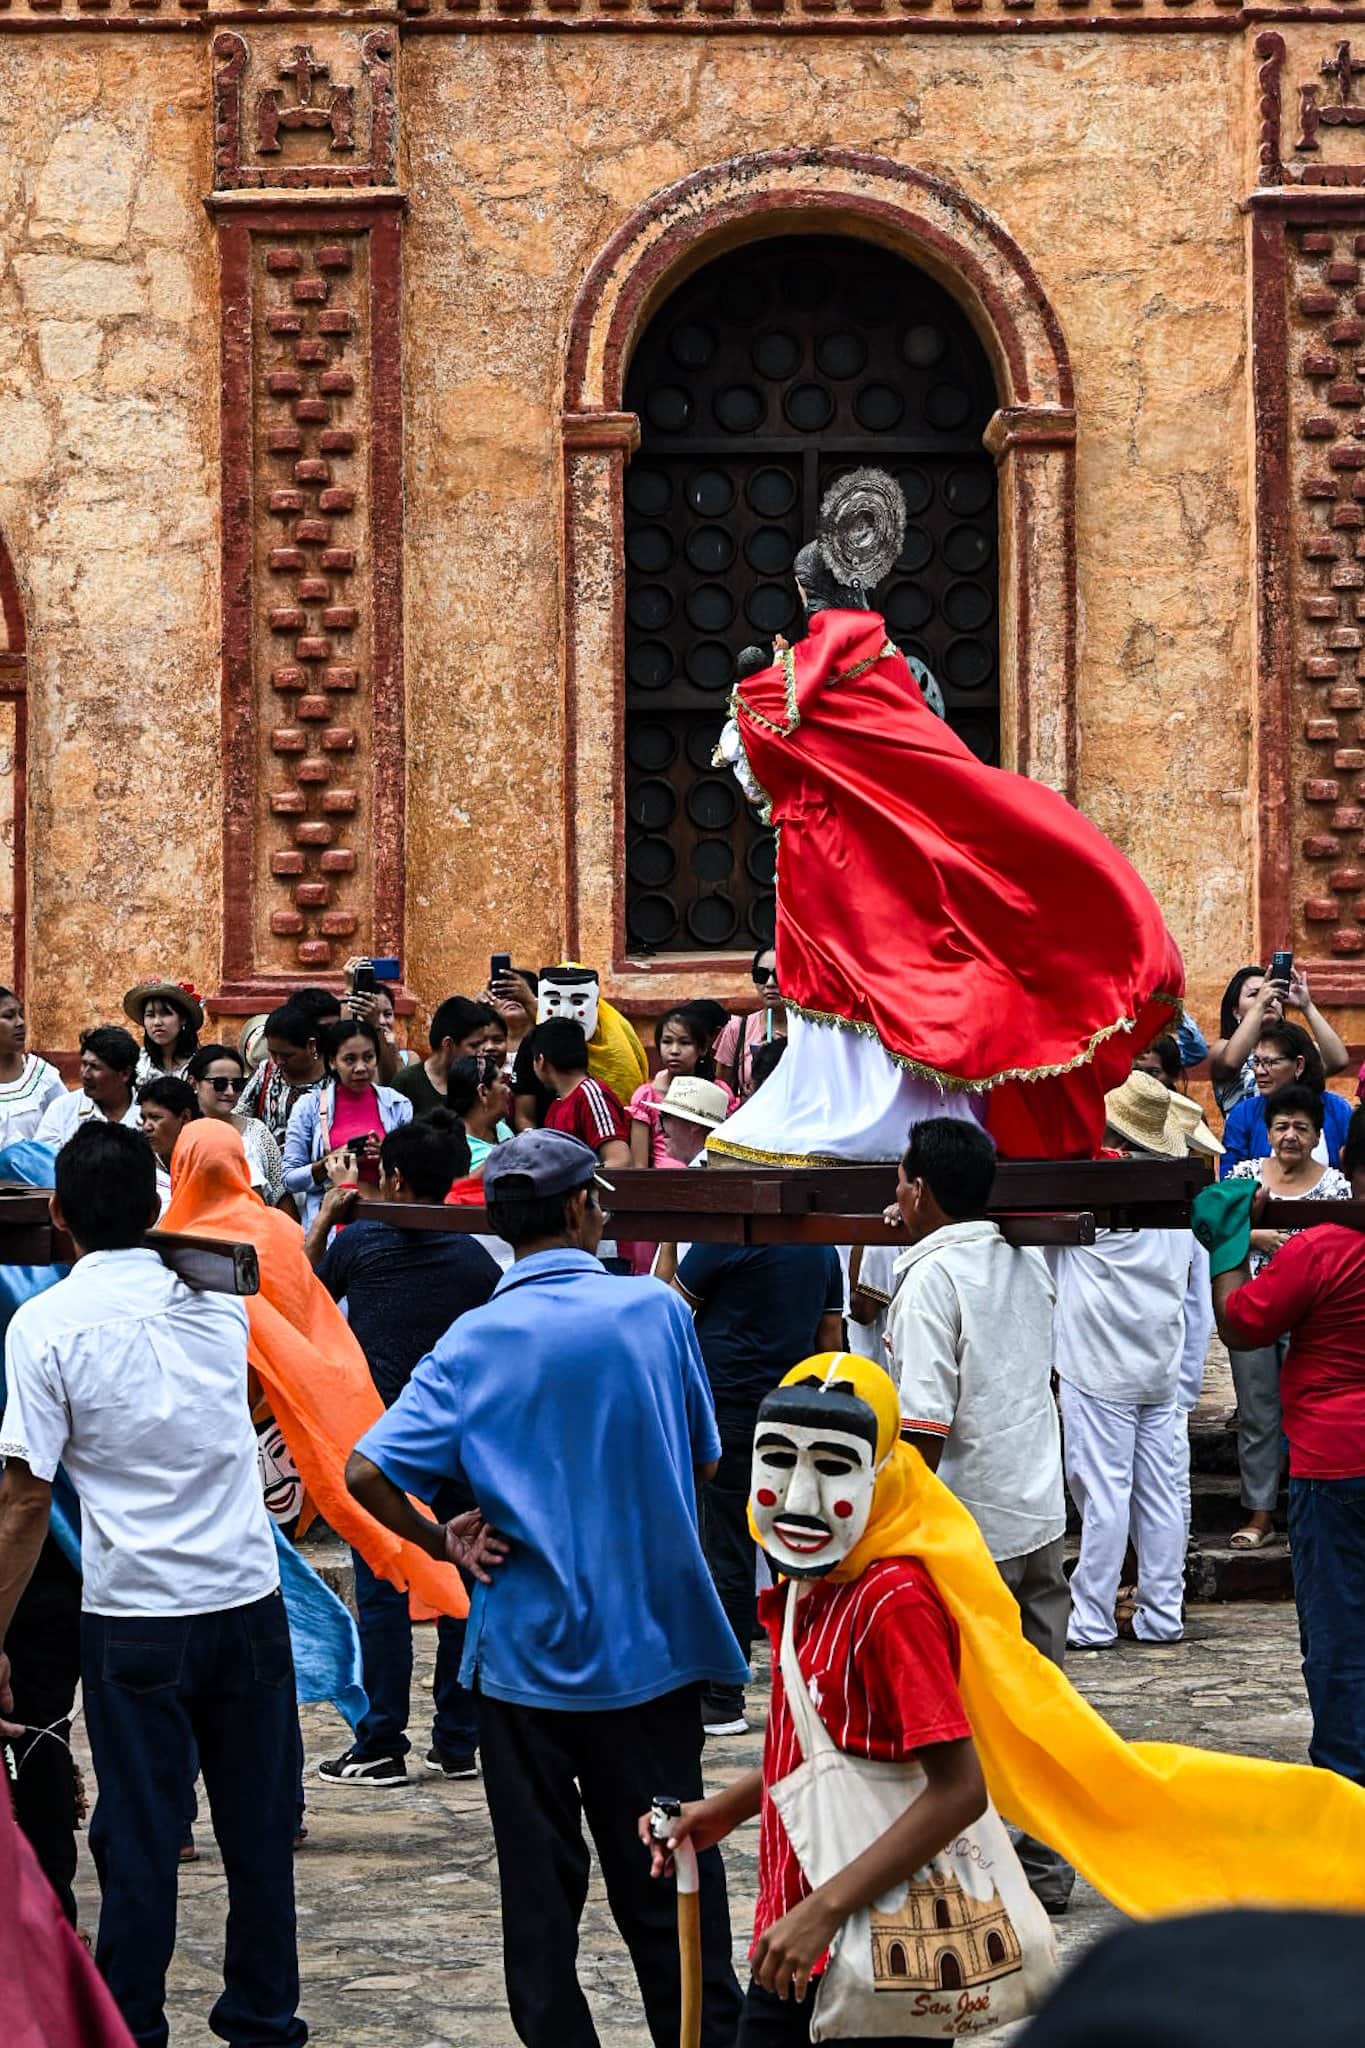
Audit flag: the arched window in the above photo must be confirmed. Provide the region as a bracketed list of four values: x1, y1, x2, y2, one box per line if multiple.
[986, 1930, 1007, 1966]
[621, 233, 999, 956]
[934, 1897, 953, 1931]
[888, 1942, 909, 1978]
[939, 1951, 964, 1991]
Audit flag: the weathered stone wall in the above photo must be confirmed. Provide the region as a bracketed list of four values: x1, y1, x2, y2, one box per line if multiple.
[0, 41, 220, 1049]
[0, 28, 1253, 1048]
[402, 32, 1251, 1035]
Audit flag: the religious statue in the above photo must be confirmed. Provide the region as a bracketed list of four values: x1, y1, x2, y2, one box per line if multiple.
[709, 469, 1184, 1163]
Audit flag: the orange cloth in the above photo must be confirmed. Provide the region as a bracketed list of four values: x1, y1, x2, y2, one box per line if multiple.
[161, 1121, 467, 1617]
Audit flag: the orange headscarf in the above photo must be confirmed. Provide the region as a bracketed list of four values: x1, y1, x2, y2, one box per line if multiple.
[161, 1121, 466, 1618]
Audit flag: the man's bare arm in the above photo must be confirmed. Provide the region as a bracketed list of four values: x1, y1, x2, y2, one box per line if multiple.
[0, 1460, 54, 1736]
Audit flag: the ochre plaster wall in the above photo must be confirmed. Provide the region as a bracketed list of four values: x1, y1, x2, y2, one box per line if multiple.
[0, 39, 220, 1051]
[402, 33, 1251, 1036]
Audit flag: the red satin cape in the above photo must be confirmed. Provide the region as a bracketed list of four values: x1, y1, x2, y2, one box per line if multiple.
[733, 610, 1184, 1158]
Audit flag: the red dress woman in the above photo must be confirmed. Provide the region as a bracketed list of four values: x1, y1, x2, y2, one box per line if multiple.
[708, 471, 1183, 1163]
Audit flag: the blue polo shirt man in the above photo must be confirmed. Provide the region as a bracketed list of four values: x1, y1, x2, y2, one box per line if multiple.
[346, 1130, 745, 2048]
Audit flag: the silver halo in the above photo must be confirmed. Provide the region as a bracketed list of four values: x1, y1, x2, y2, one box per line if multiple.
[817, 468, 906, 596]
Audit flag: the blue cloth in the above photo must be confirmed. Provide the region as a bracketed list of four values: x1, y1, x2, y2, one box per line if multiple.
[0, 1139, 366, 1733]
[1219, 1090, 1353, 1176]
[82, 1594, 307, 2048]
[272, 1530, 367, 1731]
[1174, 1011, 1208, 1069]
[318, 1220, 500, 1407]
[1288, 1474, 1365, 1783]
[674, 1243, 845, 1433]
[357, 1249, 747, 1711]
[350, 1545, 475, 1761]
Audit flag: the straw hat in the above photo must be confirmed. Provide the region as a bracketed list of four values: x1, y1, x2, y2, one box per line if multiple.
[122, 978, 204, 1033]
[1103, 1072, 1187, 1158]
[659, 1075, 730, 1129]
[1164, 1090, 1225, 1159]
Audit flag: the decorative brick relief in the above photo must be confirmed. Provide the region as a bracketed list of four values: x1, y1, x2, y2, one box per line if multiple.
[254, 229, 369, 968]
[210, 22, 405, 1005]
[1284, 222, 1365, 958]
[213, 29, 396, 191]
[1256, 33, 1365, 189]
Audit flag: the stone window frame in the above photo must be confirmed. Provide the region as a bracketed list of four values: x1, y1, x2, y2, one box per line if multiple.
[560, 148, 1077, 1015]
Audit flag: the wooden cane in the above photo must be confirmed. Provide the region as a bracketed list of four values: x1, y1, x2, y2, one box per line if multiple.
[651, 1796, 702, 2048]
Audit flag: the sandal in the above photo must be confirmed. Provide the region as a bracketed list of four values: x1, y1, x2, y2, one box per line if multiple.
[1229, 1525, 1276, 1550]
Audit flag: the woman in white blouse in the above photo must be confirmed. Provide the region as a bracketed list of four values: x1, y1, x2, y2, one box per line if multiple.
[1226, 1080, 1350, 1550]
[0, 987, 65, 1145]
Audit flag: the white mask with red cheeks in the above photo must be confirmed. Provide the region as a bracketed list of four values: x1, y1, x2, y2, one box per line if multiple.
[750, 1384, 881, 1579]
[537, 967, 600, 1042]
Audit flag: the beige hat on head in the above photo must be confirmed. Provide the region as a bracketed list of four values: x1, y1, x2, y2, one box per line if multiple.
[1164, 1090, 1225, 1159]
[1103, 1071, 1187, 1158]
[659, 1075, 731, 1129]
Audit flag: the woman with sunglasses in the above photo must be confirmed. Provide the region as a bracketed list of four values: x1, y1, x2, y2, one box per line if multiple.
[715, 948, 788, 1099]
[186, 1044, 290, 1212]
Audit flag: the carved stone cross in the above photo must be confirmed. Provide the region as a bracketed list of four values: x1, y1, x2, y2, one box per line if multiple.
[256, 44, 357, 157]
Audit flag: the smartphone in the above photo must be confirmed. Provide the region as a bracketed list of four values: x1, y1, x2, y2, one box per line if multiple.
[346, 1138, 368, 1163]
[1269, 950, 1293, 989]
[371, 956, 401, 983]
[351, 959, 376, 996]
[490, 952, 512, 983]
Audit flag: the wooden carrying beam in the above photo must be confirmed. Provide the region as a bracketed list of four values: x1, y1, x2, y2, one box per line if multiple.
[352, 1200, 1099, 1248]
[1260, 1197, 1365, 1232]
[0, 1190, 259, 1295]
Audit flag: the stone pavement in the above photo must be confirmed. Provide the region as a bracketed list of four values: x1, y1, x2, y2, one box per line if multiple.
[70, 1596, 1311, 2048]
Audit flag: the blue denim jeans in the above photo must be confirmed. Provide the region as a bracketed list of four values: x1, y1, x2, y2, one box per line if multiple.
[350, 1546, 477, 1762]
[1287, 1473, 1365, 1783]
[81, 1592, 307, 2048]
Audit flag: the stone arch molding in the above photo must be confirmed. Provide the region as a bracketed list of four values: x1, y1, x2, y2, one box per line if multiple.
[560, 149, 1078, 1004]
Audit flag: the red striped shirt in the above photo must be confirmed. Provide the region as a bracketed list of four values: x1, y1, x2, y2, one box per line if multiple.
[544, 1077, 630, 1153]
[753, 1558, 972, 1946]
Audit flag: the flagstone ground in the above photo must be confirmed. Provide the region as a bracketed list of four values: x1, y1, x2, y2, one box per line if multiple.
[71, 1591, 1308, 2047]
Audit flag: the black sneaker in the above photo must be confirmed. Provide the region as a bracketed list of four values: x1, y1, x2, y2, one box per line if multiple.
[316, 1748, 408, 1787]
[701, 1692, 748, 1737]
[423, 1747, 479, 1779]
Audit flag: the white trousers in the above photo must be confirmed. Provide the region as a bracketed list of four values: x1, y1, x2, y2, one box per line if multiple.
[1060, 1379, 1186, 1647]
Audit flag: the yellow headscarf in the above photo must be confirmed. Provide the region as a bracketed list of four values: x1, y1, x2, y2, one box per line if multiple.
[588, 997, 649, 1106]
[752, 1353, 1365, 1918]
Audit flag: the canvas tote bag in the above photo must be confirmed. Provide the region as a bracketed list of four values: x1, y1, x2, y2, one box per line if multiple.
[768, 1583, 1058, 2041]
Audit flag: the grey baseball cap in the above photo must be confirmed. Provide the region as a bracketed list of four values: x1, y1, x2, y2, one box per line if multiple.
[482, 1128, 607, 1202]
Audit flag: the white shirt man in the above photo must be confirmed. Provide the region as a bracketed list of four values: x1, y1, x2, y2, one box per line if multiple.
[34, 1087, 141, 1146]
[1051, 1226, 1193, 1648]
[0, 1123, 305, 2048]
[887, 1119, 1073, 1915]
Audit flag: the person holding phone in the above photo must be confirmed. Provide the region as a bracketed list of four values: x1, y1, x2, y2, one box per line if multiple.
[282, 1016, 413, 1232]
[341, 957, 412, 1084]
[1210, 959, 1347, 1119]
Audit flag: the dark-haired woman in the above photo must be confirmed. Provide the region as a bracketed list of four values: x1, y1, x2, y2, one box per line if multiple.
[628, 1006, 737, 1168]
[1220, 1021, 1353, 1174]
[123, 979, 203, 1086]
[282, 1016, 411, 1232]
[138, 1074, 199, 1217]
[187, 1044, 288, 1210]
[1209, 964, 1346, 1119]
[1225, 1083, 1350, 1549]
[445, 1053, 514, 1173]
[716, 949, 788, 1099]
[0, 989, 64, 1143]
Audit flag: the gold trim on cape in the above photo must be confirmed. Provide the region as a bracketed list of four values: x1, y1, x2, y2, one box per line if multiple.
[768, 993, 1183, 1095]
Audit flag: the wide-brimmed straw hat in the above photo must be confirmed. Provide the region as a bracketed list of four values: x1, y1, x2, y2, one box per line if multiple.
[123, 979, 204, 1033]
[659, 1075, 730, 1130]
[1164, 1090, 1225, 1159]
[1103, 1072, 1187, 1158]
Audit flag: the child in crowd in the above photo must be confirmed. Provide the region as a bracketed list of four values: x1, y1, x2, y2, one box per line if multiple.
[641, 1354, 1018, 2045]
[530, 1019, 632, 1170]
[628, 1005, 736, 1168]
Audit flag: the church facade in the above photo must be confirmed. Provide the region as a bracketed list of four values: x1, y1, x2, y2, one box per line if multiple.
[0, 2, 1355, 1049]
